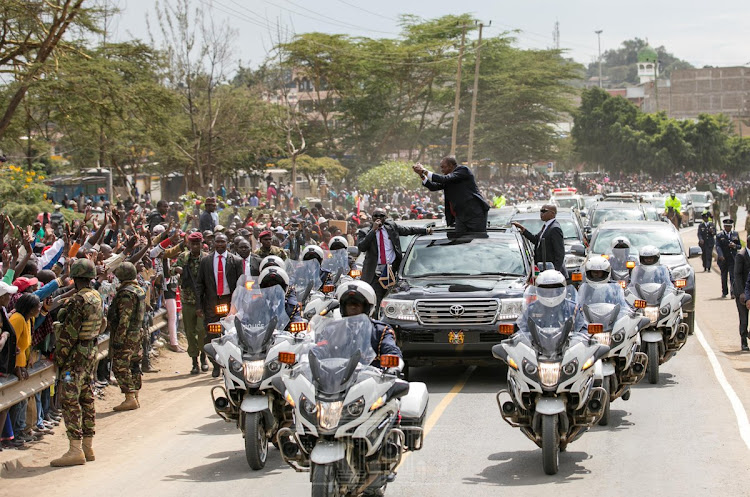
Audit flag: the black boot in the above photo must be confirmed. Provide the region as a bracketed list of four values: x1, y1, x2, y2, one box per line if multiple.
[742, 336, 749, 352]
[212, 363, 221, 378]
[190, 357, 200, 375]
[200, 352, 209, 372]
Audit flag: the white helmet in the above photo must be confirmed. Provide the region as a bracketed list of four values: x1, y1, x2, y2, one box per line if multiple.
[639, 245, 660, 266]
[302, 245, 325, 263]
[584, 255, 611, 286]
[329, 235, 348, 251]
[259, 266, 289, 291]
[260, 255, 285, 273]
[610, 236, 631, 250]
[535, 270, 567, 308]
[335, 280, 377, 317]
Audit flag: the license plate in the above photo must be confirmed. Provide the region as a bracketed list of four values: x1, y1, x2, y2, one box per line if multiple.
[448, 331, 464, 345]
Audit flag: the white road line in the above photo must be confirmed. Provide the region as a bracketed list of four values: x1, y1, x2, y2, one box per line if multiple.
[694, 323, 750, 451]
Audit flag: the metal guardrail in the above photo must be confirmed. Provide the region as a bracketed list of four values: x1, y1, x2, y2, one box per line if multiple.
[0, 309, 167, 412]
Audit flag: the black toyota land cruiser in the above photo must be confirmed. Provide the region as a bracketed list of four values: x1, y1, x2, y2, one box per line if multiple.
[379, 228, 534, 369]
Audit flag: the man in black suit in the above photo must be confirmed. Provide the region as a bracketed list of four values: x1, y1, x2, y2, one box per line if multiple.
[195, 233, 242, 376]
[357, 208, 431, 305]
[512, 204, 567, 277]
[199, 197, 218, 232]
[412, 157, 489, 234]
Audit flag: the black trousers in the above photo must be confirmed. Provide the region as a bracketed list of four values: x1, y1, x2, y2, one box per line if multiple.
[702, 244, 713, 270]
[453, 210, 488, 235]
[204, 294, 232, 365]
[367, 277, 389, 311]
[720, 259, 735, 296]
[736, 297, 749, 343]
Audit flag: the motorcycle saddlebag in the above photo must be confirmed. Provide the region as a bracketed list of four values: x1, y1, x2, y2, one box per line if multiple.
[400, 381, 428, 451]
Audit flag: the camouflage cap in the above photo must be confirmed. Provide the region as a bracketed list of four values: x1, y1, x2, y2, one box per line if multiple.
[70, 259, 96, 279]
[114, 262, 137, 282]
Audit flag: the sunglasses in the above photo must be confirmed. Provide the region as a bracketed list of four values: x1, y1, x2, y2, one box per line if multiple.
[540, 209, 550, 213]
[373, 214, 386, 219]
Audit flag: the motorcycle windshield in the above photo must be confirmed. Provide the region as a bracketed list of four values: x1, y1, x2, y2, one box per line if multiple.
[576, 283, 625, 331]
[523, 285, 578, 357]
[629, 265, 671, 305]
[227, 286, 291, 355]
[286, 259, 322, 301]
[308, 315, 376, 395]
[321, 248, 348, 277]
[607, 248, 636, 277]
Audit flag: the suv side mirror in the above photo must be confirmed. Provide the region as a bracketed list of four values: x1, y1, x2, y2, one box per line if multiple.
[688, 246, 702, 258]
[570, 244, 586, 257]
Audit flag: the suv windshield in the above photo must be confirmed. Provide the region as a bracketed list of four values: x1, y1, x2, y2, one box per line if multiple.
[555, 198, 579, 209]
[403, 236, 526, 277]
[512, 218, 578, 240]
[591, 208, 645, 227]
[688, 192, 710, 203]
[592, 229, 683, 256]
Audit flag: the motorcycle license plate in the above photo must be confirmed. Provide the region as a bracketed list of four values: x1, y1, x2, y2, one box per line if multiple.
[448, 331, 464, 345]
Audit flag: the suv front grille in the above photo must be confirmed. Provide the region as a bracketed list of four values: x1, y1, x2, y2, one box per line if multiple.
[415, 299, 499, 326]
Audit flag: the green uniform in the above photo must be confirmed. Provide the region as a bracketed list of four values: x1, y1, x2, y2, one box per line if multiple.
[173, 250, 206, 357]
[108, 281, 146, 394]
[255, 245, 288, 260]
[55, 287, 104, 441]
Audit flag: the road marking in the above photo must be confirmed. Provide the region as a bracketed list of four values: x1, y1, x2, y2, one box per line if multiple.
[694, 323, 750, 451]
[399, 366, 476, 467]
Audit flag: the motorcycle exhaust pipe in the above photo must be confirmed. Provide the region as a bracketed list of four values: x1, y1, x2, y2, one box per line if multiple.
[214, 396, 230, 412]
[588, 398, 602, 413]
[282, 441, 300, 458]
[631, 362, 644, 374]
[502, 401, 517, 415]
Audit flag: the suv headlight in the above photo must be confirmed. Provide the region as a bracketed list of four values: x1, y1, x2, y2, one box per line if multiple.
[498, 298, 524, 320]
[670, 264, 691, 280]
[243, 360, 265, 385]
[381, 299, 416, 321]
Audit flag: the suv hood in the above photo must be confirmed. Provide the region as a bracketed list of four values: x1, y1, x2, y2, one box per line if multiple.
[395, 276, 527, 297]
[660, 254, 689, 268]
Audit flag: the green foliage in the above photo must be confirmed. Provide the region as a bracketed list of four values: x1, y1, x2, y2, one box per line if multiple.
[586, 38, 693, 86]
[277, 155, 348, 183]
[357, 160, 421, 192]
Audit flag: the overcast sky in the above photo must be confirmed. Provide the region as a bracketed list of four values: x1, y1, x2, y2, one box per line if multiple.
[109, 0, 750, 70]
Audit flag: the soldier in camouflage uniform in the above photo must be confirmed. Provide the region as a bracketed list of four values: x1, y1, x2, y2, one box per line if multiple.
[51, 259, 105, 467]
[109, 262, 146, 411]
[255, 230, 287, 260]
[173, 231, 207, 374]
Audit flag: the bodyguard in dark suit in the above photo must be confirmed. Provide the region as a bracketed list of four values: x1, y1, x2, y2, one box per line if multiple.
[697, 212, 716, 272]
[413, 157, 489, 234]
[357, 208, 430, 305]
[199, 197, 218, 232]
[195, 233, 242, 375]
[716, 218, 740, 298]
[512, 204, 567, 277]
[735, 238, 750, 350]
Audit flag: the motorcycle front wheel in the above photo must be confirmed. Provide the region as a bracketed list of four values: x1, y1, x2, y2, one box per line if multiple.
[646, 342, 660, 384]
[312, 463, 341, 497]
[245, 412, 268, 470]
[541, 414, 560, 475]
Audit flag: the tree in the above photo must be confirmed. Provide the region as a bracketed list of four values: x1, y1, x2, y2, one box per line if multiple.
[0, 0, 96, 138]
[276, 154, 348, 185]
[358, 160, 421, 192]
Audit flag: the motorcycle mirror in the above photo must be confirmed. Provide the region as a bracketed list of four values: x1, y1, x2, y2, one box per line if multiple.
[380, 354, 400, 369]
[320, 300, 339, 316]
[491, 343, 509, 362]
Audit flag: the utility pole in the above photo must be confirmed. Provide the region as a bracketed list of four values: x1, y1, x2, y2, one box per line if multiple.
[450, 23, 471, 158]
[595, 30, 603, 88]
[467, 21, 490, 166]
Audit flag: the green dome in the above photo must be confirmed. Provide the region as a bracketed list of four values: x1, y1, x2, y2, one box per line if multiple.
[637, 45, 658, 63]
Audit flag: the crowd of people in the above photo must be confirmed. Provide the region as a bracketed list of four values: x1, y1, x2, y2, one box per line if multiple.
[2, 165, 750, 459]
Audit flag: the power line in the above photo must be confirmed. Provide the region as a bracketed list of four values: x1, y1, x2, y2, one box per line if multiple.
[334, 0, 397, 21]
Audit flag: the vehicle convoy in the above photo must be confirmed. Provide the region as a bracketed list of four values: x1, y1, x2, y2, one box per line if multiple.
[276, 315, 428, 496]
[204, 285, 313, 470]
[576, 258, 649, 425]
[624, 247, 693, 384]
[492, 272, 610, 475]
[379, 228, 532, 370]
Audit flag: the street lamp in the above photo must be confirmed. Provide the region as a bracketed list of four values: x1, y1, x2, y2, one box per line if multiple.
[595, 30, 603, 88]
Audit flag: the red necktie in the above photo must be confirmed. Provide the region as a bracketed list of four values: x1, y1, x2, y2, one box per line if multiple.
[217, 254, 224, 295]
[243, 259, 246, 273]
[378, 229, 386, 264]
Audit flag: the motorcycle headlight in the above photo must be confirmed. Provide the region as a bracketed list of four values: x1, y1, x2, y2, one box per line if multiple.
[381, 299, 416, 321]
[594, 332, 611, 346]
[562, 360, 577, 376]
[644, 306, 659, 324]
[300, 394, 317, 415]
[242, 360, 265, 385]
[344, 397, 365, 417]
[498, 298, 524, 320]
[317, 401, 343, 430]
[538, 361, 561, 388]
[228, 356, 242, 377]
[660, 304, 671, 316]
[612, 331, 625, 343]
[523, 359, 537, 376]
[267, 359, 281, 374]
[670, 264, 691, 280]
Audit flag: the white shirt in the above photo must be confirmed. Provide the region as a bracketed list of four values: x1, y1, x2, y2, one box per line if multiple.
[377, 228, 396, 264]
[213, 251, 230, 295]
[538, 218, 555, 239]
[421, 171, 434, 184]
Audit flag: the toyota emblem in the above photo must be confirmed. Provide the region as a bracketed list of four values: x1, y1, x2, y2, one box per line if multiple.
[449, 304, 465, 317]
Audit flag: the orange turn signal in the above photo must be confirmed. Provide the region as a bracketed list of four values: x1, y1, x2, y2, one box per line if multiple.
[322, 284, 335, 294]
[619, 280, 627, 288]
[571, 273, 583, 282]
[588, 323, 603, 334]
[215, 303, 229, 315]
[601, 254, 610, 259]
[379, 354, 400, 368]
[278, 352, 296, 365]
[208, 323, 222, 334]
[245, 280, 255, 290]
[498, 324, 514, 335]
[349, 269, 361, 278]
[634, 299, 647, 309]
[626, 261, 636, 269]
[674, 279, 687, 288]
[289, 322, 308, 333]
